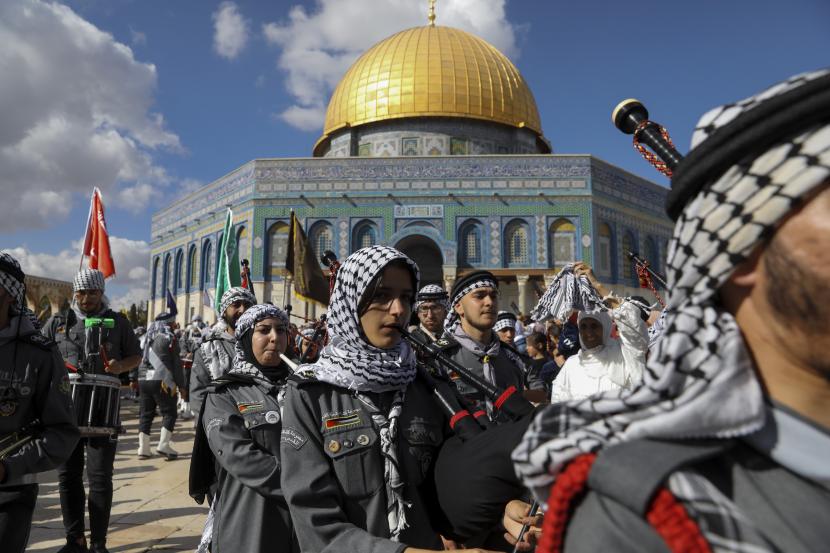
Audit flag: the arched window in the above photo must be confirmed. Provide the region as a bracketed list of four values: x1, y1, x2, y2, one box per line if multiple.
[458, 219, 483, 267]
[352, 220, 378, 253]
[621, 231, 635, 284]
[187, 245, 198, 291]
[310, 221, 334, 262]
[643, 237, 658, 274]
[202, 241, 213, 288]
[549, 218, 576, 267]
[236, 226, 249, 263]
[162, 253, 172, 297]
[268, 222, 289, 270]
[505, 219, 530, 267]
[174, 249, 184, 294]
[597, 223, 613, 278]
[151, 257, 160, 299]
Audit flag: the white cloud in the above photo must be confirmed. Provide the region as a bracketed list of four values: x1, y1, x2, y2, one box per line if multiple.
[262, 0, 522, 130]
[9, 235, 152, 309]
[213, 2, 249, 60]
[0, 0, 181, 230]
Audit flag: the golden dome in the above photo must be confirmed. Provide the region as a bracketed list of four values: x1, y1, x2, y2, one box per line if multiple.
[314, 25, 544, 155]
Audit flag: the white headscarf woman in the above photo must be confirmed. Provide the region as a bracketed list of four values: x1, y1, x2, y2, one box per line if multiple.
[550, 302, 647, 403]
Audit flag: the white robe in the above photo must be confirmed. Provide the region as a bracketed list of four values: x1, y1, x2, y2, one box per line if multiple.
[550, 302, 648, 403]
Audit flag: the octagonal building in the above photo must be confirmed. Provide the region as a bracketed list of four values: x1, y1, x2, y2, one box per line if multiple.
[149, 20, 672, 323]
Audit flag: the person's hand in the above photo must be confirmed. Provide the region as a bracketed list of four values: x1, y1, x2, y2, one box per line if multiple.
[502, 499, 543, 552]
[572, 261, 597, 283]
[104, 359, 120, 374]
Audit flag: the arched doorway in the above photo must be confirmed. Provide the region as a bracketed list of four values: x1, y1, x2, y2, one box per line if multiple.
[395, 235, 443, 287]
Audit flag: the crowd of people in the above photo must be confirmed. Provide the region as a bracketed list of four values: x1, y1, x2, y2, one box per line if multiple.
[0, 69, 827, 553]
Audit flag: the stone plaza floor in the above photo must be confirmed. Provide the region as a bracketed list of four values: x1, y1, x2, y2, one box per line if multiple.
[27, 398, 208, 552]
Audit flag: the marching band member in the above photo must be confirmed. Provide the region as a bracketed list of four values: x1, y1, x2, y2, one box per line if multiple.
[514, 69, 830, 552]
[280, 246, 495, 553]
[43, 269, 140, 553]
[0, 252, 79, 553]
[198, 304, 298, 553]
[135, 312, 184, 460]
[190, 287, 255, 416]
[410, 284, 449, 344]
[436, 272, 527, 422]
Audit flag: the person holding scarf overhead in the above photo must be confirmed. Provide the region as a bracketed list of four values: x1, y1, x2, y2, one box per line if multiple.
[197, 304, 299, 553]
[280, 246, 497, 553]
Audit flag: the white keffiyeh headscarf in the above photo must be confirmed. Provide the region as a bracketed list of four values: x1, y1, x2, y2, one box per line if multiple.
[513, 68, 830, 547]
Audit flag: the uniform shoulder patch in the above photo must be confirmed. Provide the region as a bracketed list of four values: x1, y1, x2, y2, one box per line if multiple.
[236, 400, 265, 414]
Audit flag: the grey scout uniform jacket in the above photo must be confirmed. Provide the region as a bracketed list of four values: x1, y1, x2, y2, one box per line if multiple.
[189, 332, 235, 415]
[560, 438, 830, 553]
[0, 316, 79, 486]
[43, 309, 140, 375]
[280, 374, 448, 553]
[136, 333, 184, 386]
[202, 374, 299, 553]
[435, 334, 525, 423]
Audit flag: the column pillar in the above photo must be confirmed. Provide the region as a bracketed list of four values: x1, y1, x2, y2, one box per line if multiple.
[516, 274, 530, 316]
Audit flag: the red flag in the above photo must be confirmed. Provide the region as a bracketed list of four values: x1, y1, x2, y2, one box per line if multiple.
[82, 188, 116, 278]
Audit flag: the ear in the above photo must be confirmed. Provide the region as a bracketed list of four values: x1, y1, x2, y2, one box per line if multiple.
[727, 245, 764, 288]
[453, 302, 464, 317]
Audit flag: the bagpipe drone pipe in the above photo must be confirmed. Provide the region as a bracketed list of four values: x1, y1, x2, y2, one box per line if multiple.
[399, 326, 537, 543]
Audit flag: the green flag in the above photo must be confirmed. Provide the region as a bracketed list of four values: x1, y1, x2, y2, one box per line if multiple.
[286, 212, 330, 306]
[214, 208, 242, 313]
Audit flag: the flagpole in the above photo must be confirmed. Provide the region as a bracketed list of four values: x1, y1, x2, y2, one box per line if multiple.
[79, 188, 96, 271]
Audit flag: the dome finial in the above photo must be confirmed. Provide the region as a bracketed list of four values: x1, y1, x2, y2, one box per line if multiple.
[427, 0, 436, 26]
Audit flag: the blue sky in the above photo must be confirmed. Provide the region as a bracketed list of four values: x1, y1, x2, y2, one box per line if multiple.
[2, 0, 828, 306]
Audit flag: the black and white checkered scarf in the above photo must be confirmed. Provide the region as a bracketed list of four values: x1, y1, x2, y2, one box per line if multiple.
[530, 263, 604, 322]
[305, 245, 420, 393]
[0, 251, 40, 330]
[443, 276, 498, 335]
[414, 284, 449, 311]
[231, 304, 289, 384]
[513, 69, 830, 551]
[302, 246, 420, 539]
[218, 286, 256, 318]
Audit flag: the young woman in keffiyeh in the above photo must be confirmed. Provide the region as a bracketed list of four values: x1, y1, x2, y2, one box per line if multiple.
[512, 69, 830, 553]
[279, 246, 495, 553]
[195, 303, 299, 553]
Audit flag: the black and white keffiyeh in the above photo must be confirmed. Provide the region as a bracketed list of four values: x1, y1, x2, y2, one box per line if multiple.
[201, 320, 235, 380]
[301, 246, 420, 539]
[0, 251, 40, 330]
[305, 245, 420, 393]
[231, 303, 289, 383]
[529, 263, 604, 323]
[513, 69, 830, 550]
[218, 286, 256, 318]
[73, 269, 105, 292]
[414, 284, 449, 311]
[443, 275, 498, 335]
[493, 311, 517, 333]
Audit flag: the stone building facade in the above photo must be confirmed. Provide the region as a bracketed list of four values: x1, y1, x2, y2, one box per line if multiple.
[148, 22, 673, 325]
